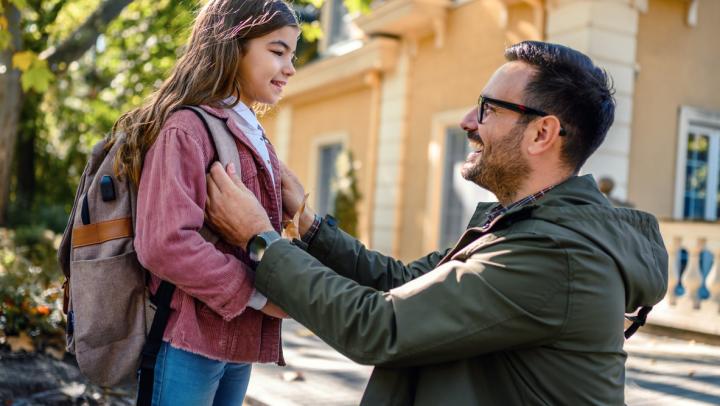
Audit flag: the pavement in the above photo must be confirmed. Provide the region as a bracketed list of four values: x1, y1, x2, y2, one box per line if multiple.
[246, 320, 371, 406]
[246, 320, 720, 406]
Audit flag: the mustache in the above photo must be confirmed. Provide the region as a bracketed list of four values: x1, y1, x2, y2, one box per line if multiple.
[466, 131, 483, 144]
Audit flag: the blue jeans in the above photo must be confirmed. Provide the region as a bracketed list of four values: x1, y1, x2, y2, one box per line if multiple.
[151, 342, 252, 406]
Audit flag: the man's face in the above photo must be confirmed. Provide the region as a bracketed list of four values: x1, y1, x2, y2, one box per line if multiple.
[459, 62, 535, 201]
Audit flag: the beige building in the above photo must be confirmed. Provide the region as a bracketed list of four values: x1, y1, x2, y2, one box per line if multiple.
[262, 0, 720, 334]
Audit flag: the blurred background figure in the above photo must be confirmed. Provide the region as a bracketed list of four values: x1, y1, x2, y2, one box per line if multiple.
[599, 176, 635, 208]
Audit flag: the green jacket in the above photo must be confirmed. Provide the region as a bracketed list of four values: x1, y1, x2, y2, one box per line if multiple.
[255, 175, 668, 405]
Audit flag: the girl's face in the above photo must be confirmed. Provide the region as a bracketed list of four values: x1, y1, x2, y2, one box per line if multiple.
[238, 25, 299, 106]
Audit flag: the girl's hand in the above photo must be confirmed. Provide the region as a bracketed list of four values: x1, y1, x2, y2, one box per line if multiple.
[261, 301, 289, 319]
[279, 161, 317, 236]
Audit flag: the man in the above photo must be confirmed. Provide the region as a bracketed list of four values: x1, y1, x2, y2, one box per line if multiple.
[205, 41, 668, 405]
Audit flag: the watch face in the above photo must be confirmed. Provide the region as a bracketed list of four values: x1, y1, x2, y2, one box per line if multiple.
[249, 231, 280, 262]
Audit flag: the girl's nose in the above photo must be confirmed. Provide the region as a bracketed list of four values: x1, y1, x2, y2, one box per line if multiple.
[284, 61, 296, 77]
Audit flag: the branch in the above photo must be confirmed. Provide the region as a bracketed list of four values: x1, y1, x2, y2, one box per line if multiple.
[42, 0, 134, 71]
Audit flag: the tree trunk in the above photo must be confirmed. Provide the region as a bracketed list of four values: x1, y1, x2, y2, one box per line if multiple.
[0, 1, 23, 225]
[15, 95, 39, 210]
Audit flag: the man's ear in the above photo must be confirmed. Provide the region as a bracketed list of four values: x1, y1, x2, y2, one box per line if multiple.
[527, 115, 563, 156]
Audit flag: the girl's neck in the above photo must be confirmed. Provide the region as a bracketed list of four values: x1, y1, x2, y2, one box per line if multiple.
[238, 95, 255, 109]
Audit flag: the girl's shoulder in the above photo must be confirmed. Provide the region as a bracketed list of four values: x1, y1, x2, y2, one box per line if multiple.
[163, 107, 209, 138]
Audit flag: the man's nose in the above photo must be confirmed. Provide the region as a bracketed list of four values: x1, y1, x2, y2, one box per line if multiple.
[460, 107, 479, 132]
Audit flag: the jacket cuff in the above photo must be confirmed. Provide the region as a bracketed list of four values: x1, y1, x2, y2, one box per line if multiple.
[255, 239, 293, 296]
[305, 218, 340, 263]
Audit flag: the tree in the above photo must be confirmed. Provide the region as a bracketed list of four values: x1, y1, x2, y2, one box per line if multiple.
[0, 0, 134, 225]
[332, 149, 361, 237]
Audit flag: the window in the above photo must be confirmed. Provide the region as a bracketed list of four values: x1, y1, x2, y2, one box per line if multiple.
[439, 128, 496, 248]
[327, 0, 350, 48]
[683, 128, 720, 220]
[317, 143, 343, 216]
[320, 0, 361, 56]
[674, 106, 720, 220]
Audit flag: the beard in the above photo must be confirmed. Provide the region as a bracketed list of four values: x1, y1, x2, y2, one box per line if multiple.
[461, 123, 531, 203]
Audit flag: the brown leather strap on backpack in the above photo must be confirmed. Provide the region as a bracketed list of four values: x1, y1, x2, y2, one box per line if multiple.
[71, 217, 133, 248]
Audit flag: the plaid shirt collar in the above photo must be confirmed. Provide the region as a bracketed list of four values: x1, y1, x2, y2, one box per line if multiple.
[481, 184, 556, 230]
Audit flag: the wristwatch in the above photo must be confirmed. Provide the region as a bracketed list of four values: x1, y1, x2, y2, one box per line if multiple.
[247, 230, 281, 262]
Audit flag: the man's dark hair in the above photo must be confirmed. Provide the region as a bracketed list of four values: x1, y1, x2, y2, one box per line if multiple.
[504, 41, 615, 172]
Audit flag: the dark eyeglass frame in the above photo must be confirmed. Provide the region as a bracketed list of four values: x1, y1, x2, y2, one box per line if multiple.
[477, 95, 566, 136]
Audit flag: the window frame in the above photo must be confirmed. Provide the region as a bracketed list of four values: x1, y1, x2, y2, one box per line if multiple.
[310, 132, 348, 216]
[425, 108, 497, 253]
[673, 106, 720, 220]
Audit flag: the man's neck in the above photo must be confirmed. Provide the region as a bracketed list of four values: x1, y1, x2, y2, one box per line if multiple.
[499, 172, 573, 207]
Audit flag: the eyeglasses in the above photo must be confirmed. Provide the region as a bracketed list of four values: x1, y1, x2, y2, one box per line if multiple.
[477, 95, 566, 136]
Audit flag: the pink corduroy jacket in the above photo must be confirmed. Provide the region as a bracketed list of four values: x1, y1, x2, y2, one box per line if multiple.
[135, 105, 284, 364]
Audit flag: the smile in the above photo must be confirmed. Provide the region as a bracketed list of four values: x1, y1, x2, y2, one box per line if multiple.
[466, 133, 484, 162]
[271, 80, 286, 91]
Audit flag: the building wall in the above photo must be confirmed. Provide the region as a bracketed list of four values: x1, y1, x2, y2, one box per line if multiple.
[263, 86, 374, 240]
[629, 0, 720, 218]
[397, 1, 541, 260]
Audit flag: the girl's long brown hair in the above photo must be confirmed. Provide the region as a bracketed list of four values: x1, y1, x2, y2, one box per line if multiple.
[110, 0, 298, 185]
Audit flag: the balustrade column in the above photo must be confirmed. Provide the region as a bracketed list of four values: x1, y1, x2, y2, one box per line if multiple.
[681, 237, 706, 309]
[666, 236, 682, 305]
[705, 246, 720, 313]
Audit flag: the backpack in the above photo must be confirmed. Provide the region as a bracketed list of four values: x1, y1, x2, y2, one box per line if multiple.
[57, 106, 242, 399]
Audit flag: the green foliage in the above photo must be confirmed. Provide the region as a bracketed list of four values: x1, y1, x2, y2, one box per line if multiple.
[0, 29, 11, 49]
[10, 0, 29, 10]
[301, 20, 323, 42]
[0, 228, 64, 346]
[344, 0, 371, 14]
[19, 57, 53, 92]
[332, 150, 362, 237]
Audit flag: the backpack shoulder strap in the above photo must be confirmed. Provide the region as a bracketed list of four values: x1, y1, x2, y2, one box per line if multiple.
[179, 105, 243, 178]
[624, 306, 653, 339]
[136, 280, 175, 406]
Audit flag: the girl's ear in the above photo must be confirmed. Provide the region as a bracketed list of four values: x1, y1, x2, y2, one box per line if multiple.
[527, 115, 563, 156]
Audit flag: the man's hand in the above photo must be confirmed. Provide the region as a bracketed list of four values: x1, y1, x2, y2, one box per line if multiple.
[261, 301, 289, 319]
[206, 162, 273, 249]
[280, 161, 317, 235]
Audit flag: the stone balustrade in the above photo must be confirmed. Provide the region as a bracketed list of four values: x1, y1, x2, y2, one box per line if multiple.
[649, 221, 720, 335]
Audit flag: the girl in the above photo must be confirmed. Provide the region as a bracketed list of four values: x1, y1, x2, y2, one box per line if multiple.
[110, 0, 298, 404]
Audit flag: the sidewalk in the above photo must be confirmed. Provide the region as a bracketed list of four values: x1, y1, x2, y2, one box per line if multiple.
[625, 331, 720, 405]
[246, 320, 720, 406]
[246, 320, 371, 406]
